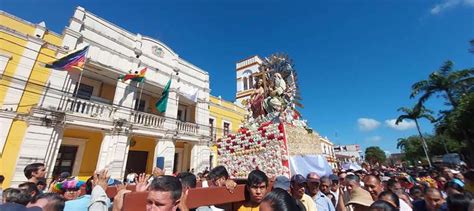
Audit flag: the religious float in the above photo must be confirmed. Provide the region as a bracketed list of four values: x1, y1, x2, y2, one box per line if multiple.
[216, 54, 331, 179]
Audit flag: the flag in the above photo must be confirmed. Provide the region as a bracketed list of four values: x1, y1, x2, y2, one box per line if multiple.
[46, 45, 89, 71]
[118, 67, 147, 82]
[156, 79, 171, 113]
[180, 83, 199, 103]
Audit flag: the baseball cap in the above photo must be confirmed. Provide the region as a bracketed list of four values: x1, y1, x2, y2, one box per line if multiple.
[273, 176, 290, 190]
[290, 174, 307, 185]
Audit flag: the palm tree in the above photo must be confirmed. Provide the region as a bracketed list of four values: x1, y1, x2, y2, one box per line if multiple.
[411, 60, 474, 108]
[396, 138, 408, 151]
[396, 105, 436, 167]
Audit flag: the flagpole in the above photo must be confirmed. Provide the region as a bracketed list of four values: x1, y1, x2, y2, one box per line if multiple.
[137, 79, 145, 112]
[73, 46, 89, 110]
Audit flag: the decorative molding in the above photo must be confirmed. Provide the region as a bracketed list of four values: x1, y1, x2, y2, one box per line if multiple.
[236, 61, 260, 71]
[64, 27, 83, 39]
[0, 10, 62, 37]
[0, 25, 44, 46]
[151, 45, 165, 58]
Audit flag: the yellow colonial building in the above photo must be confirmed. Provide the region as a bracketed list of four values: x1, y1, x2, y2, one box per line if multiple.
[0, 11, 64, 188]
[208, 95, 247, 167]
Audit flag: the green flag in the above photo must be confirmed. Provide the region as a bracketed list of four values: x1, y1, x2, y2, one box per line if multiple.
[156, 79, 172, 113]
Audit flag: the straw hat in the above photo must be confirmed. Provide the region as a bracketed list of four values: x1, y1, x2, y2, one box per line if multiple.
[346, 187, 374, 207]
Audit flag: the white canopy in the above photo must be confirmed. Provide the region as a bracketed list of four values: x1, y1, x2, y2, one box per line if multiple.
[289, 155, 333, 177]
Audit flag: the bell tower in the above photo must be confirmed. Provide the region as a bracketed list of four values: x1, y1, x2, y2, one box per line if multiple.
[235, 55, 262, 105]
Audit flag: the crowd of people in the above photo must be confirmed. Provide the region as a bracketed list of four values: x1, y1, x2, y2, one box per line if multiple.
[0, 162, 473, 211]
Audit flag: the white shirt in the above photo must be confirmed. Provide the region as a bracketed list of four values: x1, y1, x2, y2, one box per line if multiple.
[400, 199, 412, 211]
[330, 189, 340, 206]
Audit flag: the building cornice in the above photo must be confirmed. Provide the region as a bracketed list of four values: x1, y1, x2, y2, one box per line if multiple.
[81, 37, 208, 89]
[0, 10, 61, 37]
[236, 61, 260, 71]
[209, 102, 247, 115]
[0, 25, 45, 46]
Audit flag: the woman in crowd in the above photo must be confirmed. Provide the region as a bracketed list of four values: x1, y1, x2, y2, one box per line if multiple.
[52, 178, 85, 201]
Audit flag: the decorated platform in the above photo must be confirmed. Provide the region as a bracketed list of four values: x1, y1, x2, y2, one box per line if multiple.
[216, 54, 331, 179]
[217, 122, 321, 178]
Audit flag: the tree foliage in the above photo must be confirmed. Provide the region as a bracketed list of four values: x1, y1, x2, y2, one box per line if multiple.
[397, 134, 465, 163]
[365, 146, 386, 165]
[399, 54, 474, 166]
[395, 105, 435, 166]
[410, 60, 473, 108]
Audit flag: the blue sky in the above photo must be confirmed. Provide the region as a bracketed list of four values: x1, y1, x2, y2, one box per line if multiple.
[2, 0, 474, 154]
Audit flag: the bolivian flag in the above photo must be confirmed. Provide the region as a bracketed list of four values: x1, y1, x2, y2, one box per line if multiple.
[118, 67, 147, 82]
[46, 45, 89, 71]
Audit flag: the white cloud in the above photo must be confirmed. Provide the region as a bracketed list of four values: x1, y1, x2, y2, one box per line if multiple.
[365, 136, 382, 143]
[357, 118, 381, 131]
[430, 0, 474, 14]
[385, 119, 416, 131]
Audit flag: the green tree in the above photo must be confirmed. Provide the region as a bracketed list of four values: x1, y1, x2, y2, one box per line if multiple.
[365, 146, 386, 165]
[397, 136, 425, 163]
[436, 92, 474, 165]
[411, 60, 473, 108]
[397, 134, 465, 164]
[396, 105, 435, 167]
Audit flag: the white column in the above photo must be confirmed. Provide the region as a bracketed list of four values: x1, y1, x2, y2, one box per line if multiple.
[112, 80, 139, 120]
[0, 115, 14, 155]
[194, 100, 210, 137]
[41, 11, 83, 111]
[163, 90, 178, 131]
[154, 138, 175, 175]
[190, 141, 211, 173]
[10, 124, 63, 187]
[96, 132, 129, 179]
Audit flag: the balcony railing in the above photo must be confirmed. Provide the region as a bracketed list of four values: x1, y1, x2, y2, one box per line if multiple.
[61, 97, 115, 121]
[131, 110, 165, 129]
[176, 121, 199, 135]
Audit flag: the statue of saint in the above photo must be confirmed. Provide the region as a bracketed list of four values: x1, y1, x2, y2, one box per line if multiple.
[249, 79, 266, 118]
[264, 73, 287, 113]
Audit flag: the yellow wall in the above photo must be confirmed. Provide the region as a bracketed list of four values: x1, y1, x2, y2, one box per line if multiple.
[209, 96, 247, 139]
[0, 12, 63, 188]
[43, 32, 62, 46]
[100, 83, 116, 102]
[0, 13, 35, 36]
[208, 96, 247, 167]
[63, 128, 103, 177]
[0, 32, 29, 105]
[130, 136, 157, 174]
[17, 47, 56, 113]
[0, 120, 28, 188]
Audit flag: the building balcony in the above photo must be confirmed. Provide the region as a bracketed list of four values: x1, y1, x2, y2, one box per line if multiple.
[130, 110, 166, 129]
[60, 96, 116, 122]
[176, 120, 199, 136]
